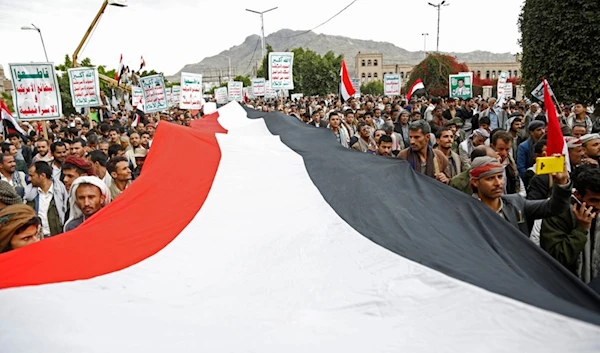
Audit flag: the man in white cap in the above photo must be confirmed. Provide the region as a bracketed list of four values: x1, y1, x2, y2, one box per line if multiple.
[458, 128, 489, 170]
[470, 155, 571, 236]
[63, 176, 111, 232]
[581, 133, 600, 163]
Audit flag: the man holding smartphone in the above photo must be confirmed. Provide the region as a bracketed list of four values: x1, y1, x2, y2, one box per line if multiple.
[540, 165, 600, 283]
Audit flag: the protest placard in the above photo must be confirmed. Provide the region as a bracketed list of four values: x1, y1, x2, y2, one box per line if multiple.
[10, 63, 62, 120]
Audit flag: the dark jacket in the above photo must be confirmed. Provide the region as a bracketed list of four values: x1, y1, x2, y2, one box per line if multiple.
[307, 120, 327, 128]
[540, 208, 590, 277]
[449, 169, 472, 195]
[526, 174, 553, 201]
[501, 181, 572, 235]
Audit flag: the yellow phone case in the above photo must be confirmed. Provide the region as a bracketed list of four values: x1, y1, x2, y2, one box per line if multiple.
[535, 155, 565, 175]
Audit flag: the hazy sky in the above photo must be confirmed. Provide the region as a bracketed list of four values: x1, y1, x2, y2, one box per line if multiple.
[0, 0, 524, 78]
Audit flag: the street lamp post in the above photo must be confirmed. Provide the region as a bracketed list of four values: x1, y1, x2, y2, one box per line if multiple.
[219, 55, 232, 81]
[428, 1, 449, 52]
[246, 7, 278, 60]
[21, 24, 49, 62]
[421, 33, 429, 57]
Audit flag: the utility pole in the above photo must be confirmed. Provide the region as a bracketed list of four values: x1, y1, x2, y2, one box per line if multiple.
[246, 7, 278, 60]
[421, 33, 429, 57]
[21, 24, 49, 62]
[428, 1, 449, 52]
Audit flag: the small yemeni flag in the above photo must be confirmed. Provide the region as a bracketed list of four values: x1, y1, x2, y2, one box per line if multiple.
[131, 112, 140, 128]
[542, 78, 564, 156]
[0, 99, 27, 135]
[339, 59, 355, 101]
[406, 79, 425, 102]
[115, 54, 124, 82]
[139, 56, 146, 72]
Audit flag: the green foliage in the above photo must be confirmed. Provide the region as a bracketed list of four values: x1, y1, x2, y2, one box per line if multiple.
[1, 92, 14, 112]
[257, 44, 274, 79]
[233, 75, 252, 87]
[360, 80, 384, 95]
[55, 54, 77, 115]
[519, 0, 600, 104]
[208, 82, 228, 94]
[405, 53, 469, 97]
[255, 45, 343, 96]
[290, 48, 343, 96]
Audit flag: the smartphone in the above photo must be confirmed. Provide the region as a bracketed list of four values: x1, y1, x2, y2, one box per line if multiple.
[571, 195, 582, 206]
[535, 155, 565, 175]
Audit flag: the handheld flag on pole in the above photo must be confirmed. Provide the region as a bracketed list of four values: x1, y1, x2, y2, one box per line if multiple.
[339, 59, 355, 102]
[0, 99, 27, 136]
[139, 56, 146, 72]
[542, 78, 564, 156]
[406, 79, 425, 102]
[115, 54, 124, 83]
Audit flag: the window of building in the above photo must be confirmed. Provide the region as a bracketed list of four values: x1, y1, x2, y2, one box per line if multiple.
[368, 73, 372, 78]
[492, 71, 496, 79]
[373, 59, 378, 66]
[486, 71, 490, 79]
[361, 60, 365, 67]
[361, 73, 366, 78]
[508, 71, 512, 78]
[367, 60, 372, 66]
[477, 70, 481, 77]
[514, 70, 518, 77]
[374, 72, 378, 78]
[400, 72, 404, 79]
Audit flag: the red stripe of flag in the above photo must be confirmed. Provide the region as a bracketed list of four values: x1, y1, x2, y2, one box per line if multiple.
[543, 78, 564, 156]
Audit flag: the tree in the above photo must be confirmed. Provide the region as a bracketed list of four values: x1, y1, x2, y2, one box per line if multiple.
[519, 0, 600, 105]
[405, 53, 469, 97]
[1, 92, 14, 112]
[55, 54, 78, 115]
[209, 82, 228, 94]
[360, 80, 384, 95]
[233, 75, 252, 87]
[256, 44, 274, 79]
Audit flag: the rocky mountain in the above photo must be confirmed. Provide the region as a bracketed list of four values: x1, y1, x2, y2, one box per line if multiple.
[167, 29, 516, 81]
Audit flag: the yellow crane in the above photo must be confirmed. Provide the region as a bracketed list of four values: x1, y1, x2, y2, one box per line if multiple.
[72, 0, 130, 91]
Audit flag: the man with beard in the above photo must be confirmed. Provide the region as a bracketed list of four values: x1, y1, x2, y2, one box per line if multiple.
[352, 122, 376, 153]
[50, 141, 68, 182]
[435, 127, 462, 178]
[375, 135, 393, 156]
[470, 156, 571, 236]
[64, 176, 111, 232]
[32, 139, 53, 163]
[398, 120, 449, 183]
[125, 132, 142, 169]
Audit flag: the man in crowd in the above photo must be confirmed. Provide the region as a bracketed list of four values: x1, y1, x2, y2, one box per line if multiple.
[581, 133, 600, 163]
[62, 155, 95, 192]
[567, 103, 593, 134]
[50, 141, 68, 182]
[70, 138, 87, 158]
[398, 120, 449, 183]
[376, 135, 393, 157]
[32, 139, 53, 163]
[469, 156, 571, 236]
[541, 166, 600, 283]
[459, 128, 489, 170]
[7, 133, 32, 167]
[90, 150, 112, 187]
[328, 111, 349, 148]
[450, 145, 499, 195]
[0, 180, 23, 209]
[490, 130, 523, 196]
[308, 110, 326, 128]
[64, 176, 111, 232]
[107, 156, 132, 200]
[517, 120, 546, 179]
[352, 122, 376, 153]
[435, 127, 462, 178]
[0, 154, 26, 193]
[24, 161, 68, 237]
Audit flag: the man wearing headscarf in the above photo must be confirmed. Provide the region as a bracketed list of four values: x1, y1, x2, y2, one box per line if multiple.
[470, 156, 571, 236]
[0, 204, 40, 253]
[62, 155, 95, 192]
[64, 176, 111, 232]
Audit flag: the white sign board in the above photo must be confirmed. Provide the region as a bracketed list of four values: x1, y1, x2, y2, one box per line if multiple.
[268, 52, 294, 90]
[264, 80, 277, 99]
[228, 81, 243, 102]
[251, 78, 265, 96]
[67, 67, 101, 108]
[164, 87, 172, 110]
[10, 62, 62, 120]
[170, 85, 181, 107]
[139, 74, 168, 113]
[215, 87, 228, 104]
[180, 72, 203, 109]
[383, 74, 401, 96]
[131, 86, 145, 111]
[291, 93, 304, 101]
[351, 78, 361, 98]
[531, 81, 555, 102]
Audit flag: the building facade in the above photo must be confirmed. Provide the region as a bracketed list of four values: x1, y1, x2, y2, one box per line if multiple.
[0, 65, 12, 94]
[355, 52, 521, 84]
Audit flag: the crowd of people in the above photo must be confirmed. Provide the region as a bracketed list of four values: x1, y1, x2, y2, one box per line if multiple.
[247, 93, 600, 286]
[0, 92, 599, 287]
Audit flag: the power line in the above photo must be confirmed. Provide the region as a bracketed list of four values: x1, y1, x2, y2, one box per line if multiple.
[285, 0, 358, 38]
[243, 37, 261, 75]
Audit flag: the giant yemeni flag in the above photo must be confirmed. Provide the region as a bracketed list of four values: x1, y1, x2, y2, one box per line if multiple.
[340, 59, 355, 101]
[1, 102, 600, 352]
